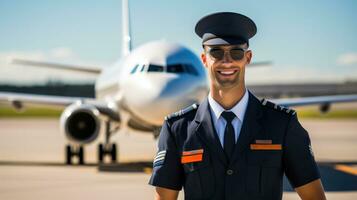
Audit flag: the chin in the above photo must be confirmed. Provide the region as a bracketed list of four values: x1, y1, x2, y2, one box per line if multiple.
[216, 80, 240, 89]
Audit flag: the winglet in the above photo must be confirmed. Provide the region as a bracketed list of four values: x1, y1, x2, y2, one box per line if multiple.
[122, 0, 132, 57]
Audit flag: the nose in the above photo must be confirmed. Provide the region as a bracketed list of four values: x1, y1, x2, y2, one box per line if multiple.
[222, 51, 234, 63]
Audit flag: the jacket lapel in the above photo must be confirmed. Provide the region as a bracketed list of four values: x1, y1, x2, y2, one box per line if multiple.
[192, 98, 228, 165]
[231, 92, 264, 164]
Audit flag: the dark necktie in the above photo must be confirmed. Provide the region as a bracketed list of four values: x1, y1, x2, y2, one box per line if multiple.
[221, 111, 236, 159]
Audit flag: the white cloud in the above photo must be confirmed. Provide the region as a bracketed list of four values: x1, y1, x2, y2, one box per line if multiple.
[337, 52, 357, 66]
[50, 47, 75, 59]
[0, 47, 77, 64]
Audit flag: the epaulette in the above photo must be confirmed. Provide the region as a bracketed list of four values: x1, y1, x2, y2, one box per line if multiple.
[165, 103, 199, 121]
[261, 99, 296, 115]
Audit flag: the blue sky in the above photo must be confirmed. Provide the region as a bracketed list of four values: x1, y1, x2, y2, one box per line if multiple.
[0, 0, 357, 84]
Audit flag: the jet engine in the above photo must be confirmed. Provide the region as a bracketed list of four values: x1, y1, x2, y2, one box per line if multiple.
[60, 103, 101, 144]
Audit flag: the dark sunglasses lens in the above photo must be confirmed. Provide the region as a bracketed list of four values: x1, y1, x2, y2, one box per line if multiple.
[209, 48, 224, 60]
[230, 49, 244, 60]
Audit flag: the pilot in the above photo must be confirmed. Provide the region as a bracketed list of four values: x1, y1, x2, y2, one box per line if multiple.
[149, 12, 326, 200]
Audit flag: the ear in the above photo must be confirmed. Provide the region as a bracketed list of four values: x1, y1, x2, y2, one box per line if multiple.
[245, 50, 252, 65]
[201, 52, 208, 68]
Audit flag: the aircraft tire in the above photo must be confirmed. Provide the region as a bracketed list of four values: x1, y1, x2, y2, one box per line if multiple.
[66, 145, 72, 165]
[98, 144, 104, 163]
[111, 143, 117, 163]
[78, 146, 84, 165]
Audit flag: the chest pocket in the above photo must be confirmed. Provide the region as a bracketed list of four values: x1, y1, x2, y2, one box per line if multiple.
[245, 150, 283, 196]
[247, 150, 282, 167]
[182, 148, 215, 200]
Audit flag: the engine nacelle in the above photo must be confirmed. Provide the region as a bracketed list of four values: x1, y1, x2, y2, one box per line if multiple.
[60, 103, 101, 144]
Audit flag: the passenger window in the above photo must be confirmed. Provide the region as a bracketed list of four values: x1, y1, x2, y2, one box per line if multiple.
[148, 64, 164, 72]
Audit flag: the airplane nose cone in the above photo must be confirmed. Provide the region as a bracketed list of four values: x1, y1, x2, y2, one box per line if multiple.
[123, 73, 207, 126]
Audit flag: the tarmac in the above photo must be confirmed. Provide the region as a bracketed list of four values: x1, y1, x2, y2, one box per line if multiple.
[0, 118, 356, 200]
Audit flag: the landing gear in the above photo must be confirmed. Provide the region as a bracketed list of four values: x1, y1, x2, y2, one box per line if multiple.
[98, 143, 117, 163]
[65, 120, 118, 165]
[98, 121, 119, 163]
[66, 145, 84, 165]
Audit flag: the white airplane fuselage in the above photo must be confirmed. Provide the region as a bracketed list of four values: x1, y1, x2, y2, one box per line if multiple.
[95, 41, 209, 132]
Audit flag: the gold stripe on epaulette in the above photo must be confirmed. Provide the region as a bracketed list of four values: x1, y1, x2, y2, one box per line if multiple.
[165, 103, 199, 120]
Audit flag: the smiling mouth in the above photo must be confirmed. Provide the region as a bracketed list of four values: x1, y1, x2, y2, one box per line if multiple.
[217, 70, 238, 76]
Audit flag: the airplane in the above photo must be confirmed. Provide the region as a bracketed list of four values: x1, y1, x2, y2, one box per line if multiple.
[1, 0, 357, 165]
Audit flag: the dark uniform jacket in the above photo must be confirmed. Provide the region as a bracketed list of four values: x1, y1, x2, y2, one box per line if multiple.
[149, 92, 320, 200]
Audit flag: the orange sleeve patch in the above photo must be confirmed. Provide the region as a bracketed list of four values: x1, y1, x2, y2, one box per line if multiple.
[181, 154, 203, 164]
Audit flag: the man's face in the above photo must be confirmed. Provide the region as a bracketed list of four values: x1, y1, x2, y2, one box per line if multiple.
[201, 44, 252, 89]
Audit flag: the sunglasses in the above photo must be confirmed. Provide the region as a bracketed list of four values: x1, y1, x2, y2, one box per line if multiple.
[206, 47, 246, 61]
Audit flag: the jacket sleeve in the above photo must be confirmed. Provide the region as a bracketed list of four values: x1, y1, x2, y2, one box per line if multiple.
[148, 120, 184, 190]
[283, 114, 320, 188]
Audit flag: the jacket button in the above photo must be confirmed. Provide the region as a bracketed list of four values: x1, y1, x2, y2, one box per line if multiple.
[226, 169, 234, 175]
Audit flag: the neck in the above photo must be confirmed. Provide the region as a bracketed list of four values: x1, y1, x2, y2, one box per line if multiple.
[210, 84, 246, 110]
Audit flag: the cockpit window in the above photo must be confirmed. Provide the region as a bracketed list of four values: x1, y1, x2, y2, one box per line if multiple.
[140, 64, 146, 72]
[148, 64, 164, 72]
[167, 64, 184, 73]
[183, 64, 198, 76]
[167, 64, 198, 75]
[130, 63, 198, 76]
[130, 64, 139, 74]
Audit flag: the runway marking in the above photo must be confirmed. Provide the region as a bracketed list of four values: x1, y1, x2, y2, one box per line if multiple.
[334, 164, 357, 176]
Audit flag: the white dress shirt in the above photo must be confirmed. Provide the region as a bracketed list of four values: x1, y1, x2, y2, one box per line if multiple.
[208, 89, 249, 147]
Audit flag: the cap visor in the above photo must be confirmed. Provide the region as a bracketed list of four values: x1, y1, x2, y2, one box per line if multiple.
[203, 37, 246, 46]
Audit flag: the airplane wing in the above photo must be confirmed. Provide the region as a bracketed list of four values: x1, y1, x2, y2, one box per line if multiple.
[248, 61, 272, 67]
[270, 94, 357, 107]
[0, 92, 119, 120]
[12, 59, 102, 74]
[0, 91, 92, 108]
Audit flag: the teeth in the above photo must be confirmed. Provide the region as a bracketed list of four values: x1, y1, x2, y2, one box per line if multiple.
[219, 70, 235, 75]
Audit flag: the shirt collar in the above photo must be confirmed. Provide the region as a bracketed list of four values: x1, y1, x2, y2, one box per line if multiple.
[208, 89, 249, 123]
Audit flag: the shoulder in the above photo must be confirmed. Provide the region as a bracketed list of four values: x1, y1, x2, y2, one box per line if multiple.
[165, 103, 199, 123]
[165, 103, 199, 122]
[260, 98, 296, 116]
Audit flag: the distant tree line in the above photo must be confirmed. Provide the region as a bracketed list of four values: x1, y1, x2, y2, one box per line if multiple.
[0, 83, 95, 97]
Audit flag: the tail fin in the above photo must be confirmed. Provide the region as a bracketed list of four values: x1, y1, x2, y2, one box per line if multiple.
[122, 0, 132, 57]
